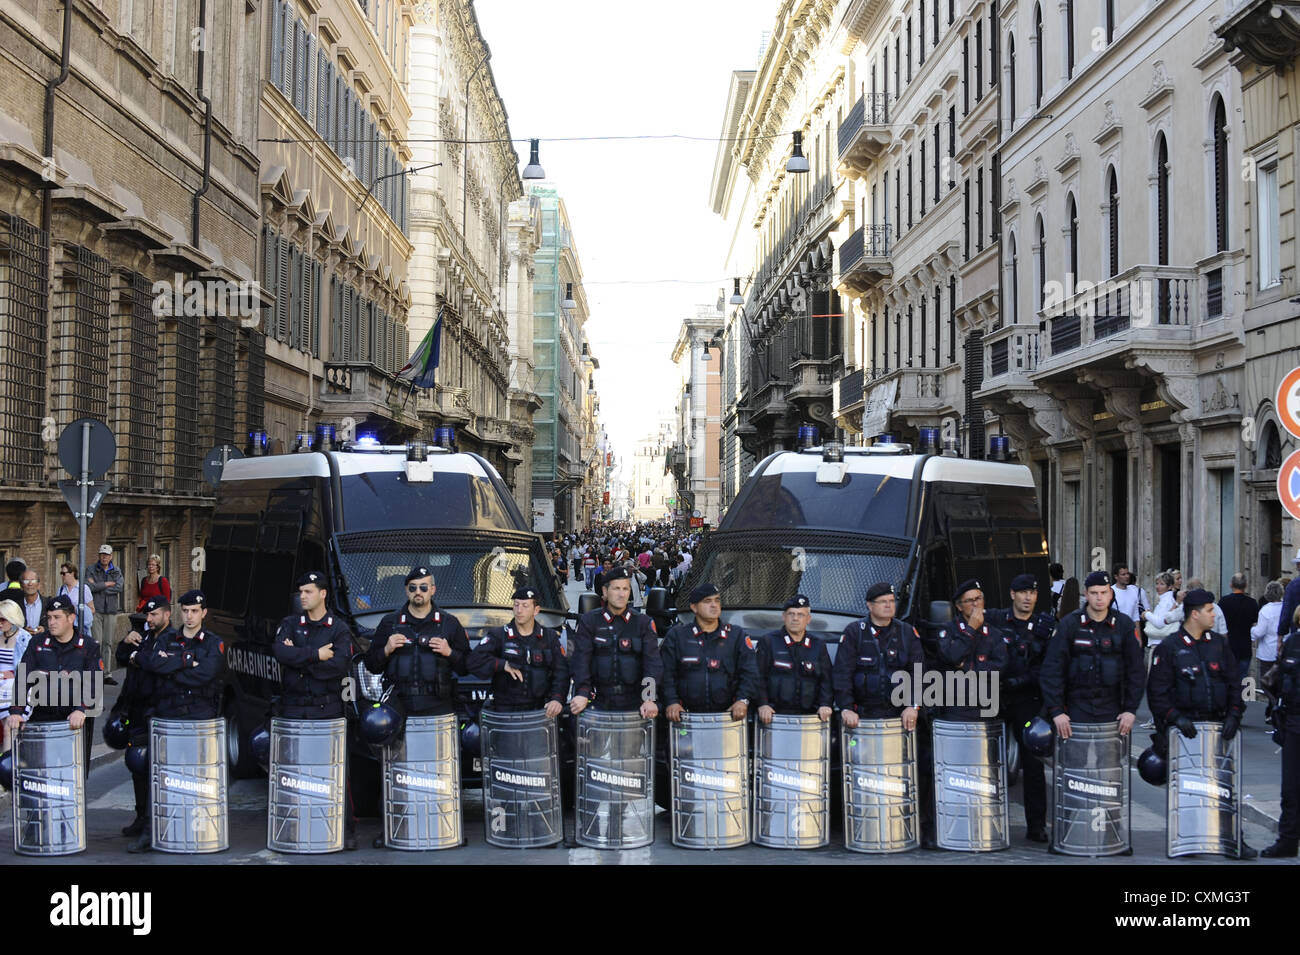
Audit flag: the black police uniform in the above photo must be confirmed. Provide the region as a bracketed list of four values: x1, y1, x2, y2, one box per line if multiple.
[10, 631, 102, 773]
[113, 622, 167, 824]
[1268, 630, 1300, 853]
[363, 604, 470, 716]
[833, 617, 925, 719]
[469, 622, 570, 712]
[754, 629, 833, 715]
[1147, 627, 1245, 737]
[931, 617, 1009, 720]
[1040, 608, 1145, 724]
[986, 606, 1054, 834]
[660, 621, 759, 713]
[272, 611, 355, 719]
[570, 606, 663, 711]
[136, 626, 228, 719]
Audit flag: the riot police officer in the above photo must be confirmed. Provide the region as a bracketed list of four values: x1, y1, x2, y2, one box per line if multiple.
[4, 594, 101, 773]
[1040, 571, 1144, 739]
[273, 571, 357, 849]
[1147, 588, 1255, 858]
[1263, 616, 1300, 857]
[469, 585, 569, 716]
[833, 583, 923, 730]
[661, 583, 758, 722]
[128, 589, 227, 852]
[933, 580, 1008, 720]
[570, 568, 662, 718]
[985, 573, 1054, 842]
[112, 594, 169, 839]
[754, 594, 832, 722]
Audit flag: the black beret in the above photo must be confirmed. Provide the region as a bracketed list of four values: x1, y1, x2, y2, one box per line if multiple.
[865, 582, 895, 602]
[952, 579, 983, 604]
[178, 589, 206, 607]
[512, 586, 539, 602]
[141, 595, 170, 613]
[406, 566, 433, 584]
[46, 594, 75, 613]
[688, 582, 720, 604]
[296, 570, 326, 588]
[783, 594, 811, 610]
[1183, 588, 1215, 612]
[1010, 573, 1038, 592]
[1084, 571, 1112, 589]
[602, 567, 630, 583]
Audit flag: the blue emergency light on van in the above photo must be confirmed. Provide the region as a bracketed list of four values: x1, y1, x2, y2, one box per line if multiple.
[248, 430, 268, 455]
[989, 435, 1011, 461]
[797, 425, 819, 449]
[918, 427, 941, 454]
[315, 423, 335, 450]
[434, 426, 456, 449]
[876, 433, 896, 444]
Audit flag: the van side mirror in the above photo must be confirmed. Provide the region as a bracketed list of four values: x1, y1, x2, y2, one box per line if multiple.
[928, 600, 953, 624]
[578, 593, 601, 615]
[645, 587, 668, 614]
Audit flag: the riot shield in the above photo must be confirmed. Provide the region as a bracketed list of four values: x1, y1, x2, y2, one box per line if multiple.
[1167, 721, 1242, 858]
[932, 719, 1009, 852]
[669, 711, 750, 849]
[381, 713, 462, 850]
[575, 709, 656, 849]
[1050, 721, 1130, 856]
[267, 717, 348, 854]
[753, 713, 829, 848]
[841, 717, 919, 853]
[150, 717, 229, 853]
[12, 722, 85, 856]
[480, 708, 562, 848]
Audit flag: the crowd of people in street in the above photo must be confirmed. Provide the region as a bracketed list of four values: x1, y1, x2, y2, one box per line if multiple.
[543, 520, 701, 602]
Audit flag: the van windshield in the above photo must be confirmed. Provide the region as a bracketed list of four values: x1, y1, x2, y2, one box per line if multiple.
[723, 471, 912, 536]
[339, 472, 520, 531]
[334, 530, 563, 615]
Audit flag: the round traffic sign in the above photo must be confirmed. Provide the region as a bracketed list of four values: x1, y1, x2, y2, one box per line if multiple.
[1279, 448, 1300, 522]
[57, 418, 116, 479]
[1277, 366, 1300, 439]
[202, 444, 245, 488]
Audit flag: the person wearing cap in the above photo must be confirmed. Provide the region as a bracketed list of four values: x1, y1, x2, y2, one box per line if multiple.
[86, 545, 124, 684]
[112, 594, 172, 840]
[985, 573, 1055, 842]
[660, 583, 758, 722]
[932, 580, 1009, 721]
[364, 564, 470, 702]
[569, 566, 662, 718]
[833, 583, 924, 730]
[127, 589, 227, 852]
[5, 593, 102, 777]
[272, 571, 357, 849]
[1147, 588, 1255, 859]
[1040, 571, 1145, 742]
[752, 594, 832, 724]
[469, 585, 569, 716]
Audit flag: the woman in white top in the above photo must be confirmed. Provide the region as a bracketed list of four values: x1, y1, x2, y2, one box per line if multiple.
[1144, 572, 1180, 638]
[1253, 580, 1286, 665]
[0, 600, 33, 730]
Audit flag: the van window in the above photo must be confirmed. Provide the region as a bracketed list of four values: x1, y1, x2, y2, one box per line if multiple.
[340, 472, 519, 531]
[726, 472, 912, 536]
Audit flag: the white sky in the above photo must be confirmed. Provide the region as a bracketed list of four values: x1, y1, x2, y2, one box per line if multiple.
[473, 0, 777, 461]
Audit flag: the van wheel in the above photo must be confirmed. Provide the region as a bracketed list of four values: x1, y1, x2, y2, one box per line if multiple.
[225, 708, 259, 779]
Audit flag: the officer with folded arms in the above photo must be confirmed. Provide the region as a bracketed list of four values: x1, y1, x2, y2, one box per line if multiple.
[1147, 587, 1255, 858]
[661, 583, 758, 723]
[834, 583, 923, 731]
[569, 567, 662, 718]
[1040, 570, 1144, 741]
[273, 571, 357, 849]
[127, 589, 227, 852]
[754, 594, 832, 723]
[112, 594, 170, 839]
[986, 573, 1055, 843]
[470, 585, 569, 716]
[5, 594, 101, 773]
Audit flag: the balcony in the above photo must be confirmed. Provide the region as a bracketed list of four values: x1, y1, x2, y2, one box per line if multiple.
[834, 367, 866, 418]
[319, 361, 419, 430]
[978, 324, 1042, 398]
[836, 224, 892, 295]
[786, 358, 838, 402]
[749, 377, 791, 425]
[837, 93, 891, 178]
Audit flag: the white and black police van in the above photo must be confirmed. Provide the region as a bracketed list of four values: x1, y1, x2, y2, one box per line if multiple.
[200, 427, 566, 811]
[673, 430, 1051, 651]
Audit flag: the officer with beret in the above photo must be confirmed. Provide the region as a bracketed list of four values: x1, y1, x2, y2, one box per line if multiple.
[1040, 570, 1144, 741]
[753, 595, 832, 723]
[661, 583, 758, 722]
[5, 593, 102, 773]
[127, 589, 227, 852]
[112, 594, 170, 839]
[985, 573, 1055, 842]
[469, 585, 569, 716]
[933, 580, 1009, 720]
[834, 583, 924, 730]
[570, 567, 662, 718]
[273, 571, 357, 849]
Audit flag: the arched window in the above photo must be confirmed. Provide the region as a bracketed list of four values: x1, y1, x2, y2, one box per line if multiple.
[1156, 133, 1169, 266]
[1067, 194, 1078, 281]
[1107, 166, 1119, 277]
[1007, 35, 1017, 124]
[1212, 95, 1229, 252]
[1034, 5, 1044, 108]
[1036, 214, 1047, 309]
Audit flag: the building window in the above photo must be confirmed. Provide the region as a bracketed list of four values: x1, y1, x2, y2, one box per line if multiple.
[895, 36, 901, 95]
[895, 168, 902, 238]
[1106, 0, 1114, 43]
[920, 141, 927, 216]
[1007, 36, 1016, 124]
[1258, 156, 1281, 288]
[1066, 0, 1075, 78]
[975, 21, 983, 102]
[934, 124, 941, 202]
[1156, 133, 1170, 267]
[1212, 95, 1229, 253]
[963, 178, 971, 260]
[908, 155, 914, 227]
[920, 296, 928, 364]
[1066, 193, 1078, 280]
[934, 283, 942, 365]
[976, 167, 985, 252]
[1034, 4, 1043, 108]
[962, 37, 970, 115]
[934, 0, 940, 44]
[907, 18, 914, 80]
[1036, 214, 1047, 308]
[1108, 165, 1120, 277]
[1009, 234, 1019, 321]
[990, 1, 998, 86]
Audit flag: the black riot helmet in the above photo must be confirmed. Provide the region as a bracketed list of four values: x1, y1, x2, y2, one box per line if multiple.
[1023, 716, 1054, 757]
[1137, 746, 1167, 786]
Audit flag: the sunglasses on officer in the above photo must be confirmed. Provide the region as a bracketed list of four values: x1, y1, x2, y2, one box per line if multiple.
[407, 583, 431, 593]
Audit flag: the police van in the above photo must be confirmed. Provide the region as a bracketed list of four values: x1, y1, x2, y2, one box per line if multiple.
[675, 436, 1051, 650]
[200, 432, 566, 808]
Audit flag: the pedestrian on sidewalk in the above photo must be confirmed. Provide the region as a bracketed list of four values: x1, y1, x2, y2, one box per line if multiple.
[1254, 580, 1285, 683]
[57, 564, 94, 636]
[86, 546, 123, 685]
[1219, 574, 1259, 684]
[135, 554, 171, 612]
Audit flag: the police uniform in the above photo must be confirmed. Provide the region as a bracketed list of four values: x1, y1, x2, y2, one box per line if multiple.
[112, 595, 168, 835]
[135, 592, 227, 720]
[1264, 629, 1300, 856]
[932, 580, 1009, 721]
[469, 586, 570, 712]
[755, 595, 833, 715]
[570, 568, 663, 712]
[272, 574, 355, 720]
[363, 566, 470, 717]
[986, 573, 1055, 840]
[660, 584, 758, 714]
[1040, 572, 1145, 725]
[9, 593, 102, 772]
[833, 585, 924, 719]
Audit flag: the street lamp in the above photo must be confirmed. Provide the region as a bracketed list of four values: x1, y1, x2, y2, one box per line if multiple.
[562, 283, 577, 309]
[786, 131, 810, 173]
[522, 139, 545, 180]
[729, 278, 744, 305]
